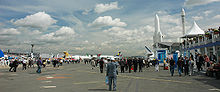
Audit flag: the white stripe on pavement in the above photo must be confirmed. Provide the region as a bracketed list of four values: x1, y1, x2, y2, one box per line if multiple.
[42, 81, 52, 83]
[46, 77, 54, 79]
[209, 89, 220, 91]
[41, 86, 56, 88]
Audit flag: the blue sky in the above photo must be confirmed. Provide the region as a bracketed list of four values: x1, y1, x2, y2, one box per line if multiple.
[0, 0, 220, 56]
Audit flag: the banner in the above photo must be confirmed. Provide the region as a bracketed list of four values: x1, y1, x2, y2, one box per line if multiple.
[0, 49, 4, 58]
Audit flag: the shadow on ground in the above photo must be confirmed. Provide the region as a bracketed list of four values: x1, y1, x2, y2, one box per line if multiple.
[194, 78, 220, 89]
[88, 89, 108, 91]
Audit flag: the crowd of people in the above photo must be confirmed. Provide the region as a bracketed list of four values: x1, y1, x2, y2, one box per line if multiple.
[168, 52, 218, 77]
[0, 53, 219, 91]
[0, 56, 83, 73]
[85, 53, 218, 77]
[87, 57, 153, 74]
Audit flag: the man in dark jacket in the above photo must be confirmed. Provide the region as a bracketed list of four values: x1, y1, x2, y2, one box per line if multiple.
[119, 59, 125, 73]
[209, 52, 217, 63]
[13, 59, 19, 72]
[183, 57, 189, 76]
[9, 58, 18, 72]
[36, 58, 42, 73]
[124, 58, 128, 71]
[177, 57, 183, 76]
[52, 59, 57, 67]
[99, 58, 104, 73]
[197, 54, 204, 72]
[127, 58, 133, 73]
[133, 58, 138, 72]
[169, 58, 175, 76]
[9, 59, 14, 72]
[138, 58, 143, 72]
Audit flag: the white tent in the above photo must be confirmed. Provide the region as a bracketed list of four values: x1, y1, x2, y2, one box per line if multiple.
[181, 21, 205, 38]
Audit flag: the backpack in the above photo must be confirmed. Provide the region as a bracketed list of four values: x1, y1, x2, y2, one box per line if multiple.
[37, 60, 41, 65]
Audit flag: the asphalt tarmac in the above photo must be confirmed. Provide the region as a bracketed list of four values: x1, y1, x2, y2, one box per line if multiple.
[0, 63, 220, 92]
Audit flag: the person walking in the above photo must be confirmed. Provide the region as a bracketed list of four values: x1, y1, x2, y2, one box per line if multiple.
[99, 58, 104, 73]
[169, 58, 175, 76]
[209, 52, 217, 63]
[189, 57, 194, 76]
[183, 57, 189, 76]
[138, 58, 143, 72]
[177, 57, 183, 76]
[36, 58, 42, 73]
[52, 59, 57, 67]
[12, 59, 19, 72]
[22, 58, 27, 70]
[133, 58, 138, 72]
[155, 59, 159, 72]
[9, 59, 14, 72]
[119, 59, 125, 73]
[127, 58, 132, 73]
[28, 58, 34, 68]
[146, 58, 150, 68]
[124, 58, 128, 71]
[197, 54, 204, 72]
[42, 59, 46, 68]
[106, 59, 118, 91]
[91, 59, 96, 69]
[204, 55, 210, 70]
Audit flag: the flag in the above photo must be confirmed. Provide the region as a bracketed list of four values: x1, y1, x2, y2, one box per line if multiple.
[97, 54, 101, 57]
[97, 54, 101, 59]
[116, 52, 121, 56]
[116, 52, 122, 59]
[63, 51, 70, 58]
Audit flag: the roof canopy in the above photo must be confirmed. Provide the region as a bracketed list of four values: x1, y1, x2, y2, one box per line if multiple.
[181, 21, 205, 38]
[153, 42, 180, 47]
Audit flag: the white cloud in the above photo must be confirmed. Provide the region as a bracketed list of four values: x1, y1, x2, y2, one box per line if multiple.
[104, 27, 133, 37]
[13, 12, 57, 29]
[84, 40, 89, 43]
[160, 15, 180, 25]
[166, 26, 183, 37]
[104, 25, 153, 43]
[204, 10, 213, 16]
[0, 28, 20, 35]
[88, 16, 127, 28]
[192, 16, 203, 20]
[82, 9, 91, 15]
[55, 26, 75, 36]
[40, 26, 76, 42]
[184, 0, 220, 7]
[32, 30, 42, 35]
[213, 15, 220, 19]
[140, 25, 155, 33]
[157, 11, 167, 15]
[0, 23, 4, 26]
[94, 2, 120, 13]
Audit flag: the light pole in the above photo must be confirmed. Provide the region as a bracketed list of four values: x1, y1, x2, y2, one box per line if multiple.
[31, 44, 34, 58]
[31, 44, 34, 53]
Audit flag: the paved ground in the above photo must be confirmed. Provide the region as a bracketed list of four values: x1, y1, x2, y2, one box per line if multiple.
[0, 63, 220, 92]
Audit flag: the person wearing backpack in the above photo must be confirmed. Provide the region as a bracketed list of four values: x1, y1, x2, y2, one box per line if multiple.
[9, 58, 14, 72]
[169, 58, 175, 76]
[13, 59, 19, 72]
[36, 58, 42, 73]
